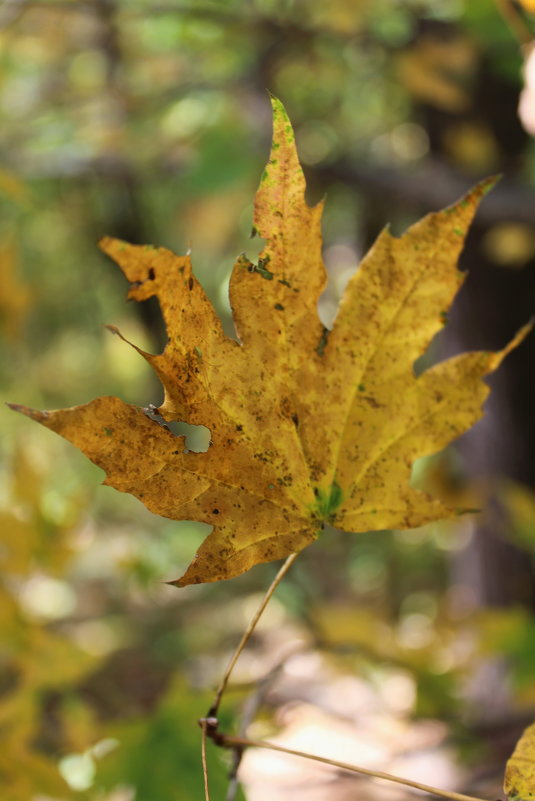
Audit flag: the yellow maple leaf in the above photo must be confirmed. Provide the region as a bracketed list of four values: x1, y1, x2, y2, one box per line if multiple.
[504, 721, 535, 800]
[9, 98, 530, 587]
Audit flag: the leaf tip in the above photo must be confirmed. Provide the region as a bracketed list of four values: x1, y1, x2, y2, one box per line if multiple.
[268, 92, 285, 115]
[166, 575, 193, 589]
[499, 320, 533, 362]
[268, 95, 295, 146]
[6, 401, 48, 423]
[441, 175, 501, 230]
[462, 174, 500, 206]
[98, 235, 113, 253]
[98, 236, 129, 259]
[479, 173, 501, 196]
[164, 578, 182, 588]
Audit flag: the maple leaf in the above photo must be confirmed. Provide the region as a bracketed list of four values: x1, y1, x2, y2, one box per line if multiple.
[9, 98, 529, 586]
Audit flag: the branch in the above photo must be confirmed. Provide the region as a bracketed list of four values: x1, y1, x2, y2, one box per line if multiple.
[210, 730, 491, 801]
[225, 642, 303, 801]
[208, 551, 298, 718]
[313, 157, 535, 226]
[21, 150, 535, 228]
[200, 718, 211, 801]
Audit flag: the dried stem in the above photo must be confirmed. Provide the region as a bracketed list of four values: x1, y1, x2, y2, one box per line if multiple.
[200, 718, 211, 801]
[225, 644, 302, 801]
[216, 732, 490, 801]
[208, 551, 298, 718]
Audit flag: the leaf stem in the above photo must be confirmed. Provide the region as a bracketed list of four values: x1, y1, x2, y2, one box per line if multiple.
[208, 552, 298, 717]
[200, 718, 211, 801]
[215, 732, 490, 801]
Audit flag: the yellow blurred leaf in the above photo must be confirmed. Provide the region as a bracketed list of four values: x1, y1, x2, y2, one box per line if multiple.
[0, 167, 29, 205]
[0, 442, 80, 575]
[314, 605, 393, 653]
[22, 626, 94, 688]
[62, 697, 100, 753]
[483, 223, 535, 267]
[479, 608, 524, 648]
[0, 510, 37, 574]
[0, 240, 32, 340]
[442, 121, 500, 172]
[304, 0, 370, 34]
[504, 482, 535, 541]
[0, 744, 72, 801]
[396, 34, 477, 112]
[0, 590, 96, 799]
[11, 442, 42, 510]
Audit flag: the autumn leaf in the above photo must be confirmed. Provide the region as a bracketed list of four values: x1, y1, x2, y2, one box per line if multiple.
[504, 721, 535, 800]
[9, 98, 530, 586]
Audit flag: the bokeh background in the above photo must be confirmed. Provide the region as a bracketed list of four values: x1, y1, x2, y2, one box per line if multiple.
[2, 1, 535, 799]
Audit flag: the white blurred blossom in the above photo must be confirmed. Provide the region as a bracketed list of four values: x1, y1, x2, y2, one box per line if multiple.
[518, 43, 535, 135]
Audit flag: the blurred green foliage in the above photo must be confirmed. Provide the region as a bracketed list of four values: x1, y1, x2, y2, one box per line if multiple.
[1, 0, 535, 799]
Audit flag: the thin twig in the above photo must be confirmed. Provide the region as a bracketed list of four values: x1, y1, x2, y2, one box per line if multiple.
[200, 719, 211, 801]
[225, 751, 243, 801]
[208, 552, 299, 718]
[216, 733, 490, 801]
[225, 642, 303, 801]
[494, 0, 533, 48]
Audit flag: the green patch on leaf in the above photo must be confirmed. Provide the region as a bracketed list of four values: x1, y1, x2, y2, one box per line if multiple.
[254, 256, 274, 280]
[316, 326, 330, 357]
[314, 482, 343, 519]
